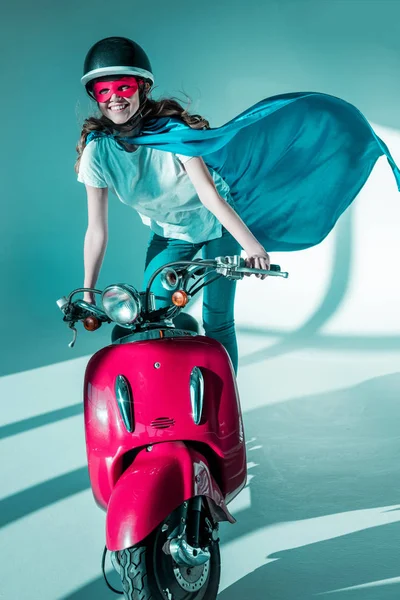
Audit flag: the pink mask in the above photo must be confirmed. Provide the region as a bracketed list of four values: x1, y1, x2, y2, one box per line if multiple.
[92, 76, 141, 103]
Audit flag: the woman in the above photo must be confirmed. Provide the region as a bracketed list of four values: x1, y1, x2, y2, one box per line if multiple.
[76, 36, 270, 374]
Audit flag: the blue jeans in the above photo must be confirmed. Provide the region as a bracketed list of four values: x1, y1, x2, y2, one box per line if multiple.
[143, 227, 241, 374]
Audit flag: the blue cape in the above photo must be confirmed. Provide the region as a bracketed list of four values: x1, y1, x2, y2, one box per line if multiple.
[88, 91, 400, 251]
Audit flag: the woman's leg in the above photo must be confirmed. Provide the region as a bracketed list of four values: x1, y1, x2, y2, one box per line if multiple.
[112, 233, 201, 342]
[202, 228, 242, 374]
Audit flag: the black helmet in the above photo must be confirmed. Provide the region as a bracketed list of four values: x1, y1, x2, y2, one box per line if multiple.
[81, 37, 154, 91]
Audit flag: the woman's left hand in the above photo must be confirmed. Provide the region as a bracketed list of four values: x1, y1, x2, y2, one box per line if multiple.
[245, 249, 270, 280]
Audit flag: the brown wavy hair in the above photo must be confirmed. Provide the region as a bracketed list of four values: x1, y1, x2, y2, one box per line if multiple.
[75, 79, 210, 173]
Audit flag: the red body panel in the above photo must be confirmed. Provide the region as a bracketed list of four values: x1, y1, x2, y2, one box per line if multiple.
[106, 441, 234, 550]
[84, 335, 247, 539]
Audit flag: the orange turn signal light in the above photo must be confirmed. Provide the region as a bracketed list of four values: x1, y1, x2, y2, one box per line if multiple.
[172, 290, 189, 307]
[83, 316, 101, 331]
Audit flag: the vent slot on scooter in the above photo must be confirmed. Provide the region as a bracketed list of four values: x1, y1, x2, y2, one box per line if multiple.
[151, 417, 175, 429]
[115, 375, 134, 433]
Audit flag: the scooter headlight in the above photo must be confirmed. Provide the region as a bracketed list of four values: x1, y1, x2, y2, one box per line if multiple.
[101, 285, 142, 326]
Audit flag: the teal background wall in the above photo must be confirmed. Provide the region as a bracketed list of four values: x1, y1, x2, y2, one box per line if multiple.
[1, 0, 400, 376]
[2, 3, 400, 599]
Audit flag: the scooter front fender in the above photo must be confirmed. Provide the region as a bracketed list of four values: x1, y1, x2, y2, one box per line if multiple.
[106, 441, 235, 551]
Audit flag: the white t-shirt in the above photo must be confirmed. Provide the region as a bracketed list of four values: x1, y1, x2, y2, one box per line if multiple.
[77, 136, 233, 243]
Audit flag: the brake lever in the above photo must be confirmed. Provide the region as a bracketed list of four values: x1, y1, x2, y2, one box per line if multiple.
[68, 323, 78, 348]
[57, 296, 108, 348]
[237, 267, 289, 278]
[214, 256, 289, 279]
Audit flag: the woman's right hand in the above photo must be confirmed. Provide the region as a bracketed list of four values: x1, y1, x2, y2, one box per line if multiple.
[83, 291, 96, 305]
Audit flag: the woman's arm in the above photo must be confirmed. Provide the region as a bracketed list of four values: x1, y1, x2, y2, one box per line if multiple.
[83, 184, 109, 303]
[182, 156, 270, 276]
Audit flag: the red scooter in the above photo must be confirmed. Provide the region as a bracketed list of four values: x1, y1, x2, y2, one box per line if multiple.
[57, 255, 288, 600]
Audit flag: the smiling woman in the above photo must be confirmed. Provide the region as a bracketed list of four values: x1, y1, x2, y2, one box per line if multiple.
[74, 37, 211, 172]
[75, 36, 271, 380]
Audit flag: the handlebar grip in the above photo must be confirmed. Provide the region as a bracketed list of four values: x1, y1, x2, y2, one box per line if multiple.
[270, 264, 281, 272]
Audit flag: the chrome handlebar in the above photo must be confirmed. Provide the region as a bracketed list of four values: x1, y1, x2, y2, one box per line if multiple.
[214, 255, 288, 279]
[57, 255, 289, 347]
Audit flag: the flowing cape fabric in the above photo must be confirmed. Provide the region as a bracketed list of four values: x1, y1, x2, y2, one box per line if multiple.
[88, 91, 400, 251]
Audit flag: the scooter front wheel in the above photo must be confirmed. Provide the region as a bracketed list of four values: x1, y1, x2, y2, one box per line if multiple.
[115, 518, 221, 600]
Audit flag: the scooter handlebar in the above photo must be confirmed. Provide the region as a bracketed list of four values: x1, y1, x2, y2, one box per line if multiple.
[57, 256, 289, 347]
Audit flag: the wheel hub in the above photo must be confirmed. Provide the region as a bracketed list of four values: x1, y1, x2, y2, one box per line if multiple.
[173, 560, 209, 592]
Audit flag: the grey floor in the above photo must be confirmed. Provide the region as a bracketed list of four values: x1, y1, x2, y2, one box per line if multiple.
[2, 129, 400, 599]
